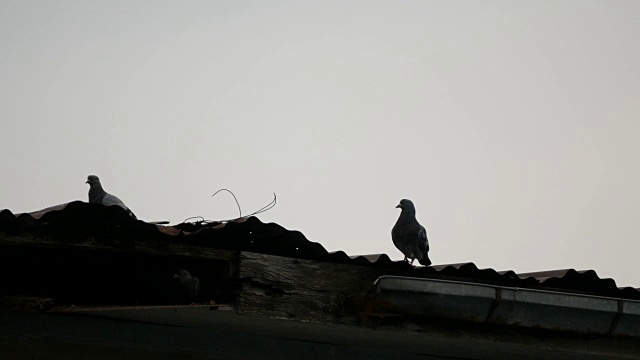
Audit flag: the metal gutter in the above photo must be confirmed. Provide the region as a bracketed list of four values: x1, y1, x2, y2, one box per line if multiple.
[372, 276, 640, 337]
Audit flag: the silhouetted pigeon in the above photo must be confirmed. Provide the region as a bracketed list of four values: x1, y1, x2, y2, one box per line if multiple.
[168, 269, 200, 304]
[86, 175, 137, 219]
[392, 199, 431, 266]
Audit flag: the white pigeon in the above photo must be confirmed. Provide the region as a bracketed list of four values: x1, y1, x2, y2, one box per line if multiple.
[86, 175, 137, 219]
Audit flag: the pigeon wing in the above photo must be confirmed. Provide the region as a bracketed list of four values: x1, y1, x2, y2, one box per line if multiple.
[102, 193, 137, 219]
[418, 225, 431, 266]
[101, 193, 127, 208]
[418, 225, 429, 254]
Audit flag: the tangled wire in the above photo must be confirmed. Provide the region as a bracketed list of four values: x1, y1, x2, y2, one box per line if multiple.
[182, 189, 277, 225]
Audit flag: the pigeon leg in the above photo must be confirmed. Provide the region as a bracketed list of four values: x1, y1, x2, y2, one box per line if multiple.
[409, 258, 415, 265]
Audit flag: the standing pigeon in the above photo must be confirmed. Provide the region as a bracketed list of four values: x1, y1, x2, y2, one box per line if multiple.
[86, 175, 137, 219]
[392, 199, 431, 266]
[168, 269, 200, 304]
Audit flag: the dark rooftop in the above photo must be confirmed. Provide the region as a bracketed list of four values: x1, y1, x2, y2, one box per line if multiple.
[1, 201, 638, 301]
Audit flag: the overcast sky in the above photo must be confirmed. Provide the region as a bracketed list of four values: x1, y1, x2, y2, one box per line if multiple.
[2, 1, 639, 287]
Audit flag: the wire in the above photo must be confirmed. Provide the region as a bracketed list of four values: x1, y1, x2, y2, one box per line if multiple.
[211, 188, 242, 218]
[181, 190, 277, 225]
[182, 216, 205, 224]
[243, 193, 276, 217]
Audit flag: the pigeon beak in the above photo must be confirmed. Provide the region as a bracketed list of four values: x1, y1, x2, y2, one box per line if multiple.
[395, 204, 401, 209]
[85, 181, 89, 184]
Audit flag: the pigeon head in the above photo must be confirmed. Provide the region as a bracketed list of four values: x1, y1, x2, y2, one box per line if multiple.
[395, 199, 416, 211]
[86, 175, 101, 185]
[172, 269, 193, 281]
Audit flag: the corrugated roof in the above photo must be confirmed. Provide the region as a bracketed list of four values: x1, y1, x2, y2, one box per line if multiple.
[1, 201, 638, 300]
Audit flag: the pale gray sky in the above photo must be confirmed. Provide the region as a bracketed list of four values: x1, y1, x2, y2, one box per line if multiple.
[1, 1, 639, 287]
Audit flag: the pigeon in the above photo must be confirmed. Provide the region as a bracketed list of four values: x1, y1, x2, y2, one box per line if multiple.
[168, 269, 200, 304]
[86, 175, 137, 219]
[392, 199, 431, 266]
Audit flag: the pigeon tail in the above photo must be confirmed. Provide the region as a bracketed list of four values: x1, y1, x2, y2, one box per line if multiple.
[418, 256, 432, 266]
